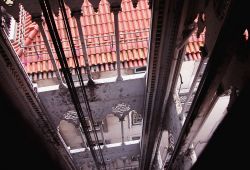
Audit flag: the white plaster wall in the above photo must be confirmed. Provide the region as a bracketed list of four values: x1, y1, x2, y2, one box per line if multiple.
[103, 114, 142, 143]
[59, 112, 143, 148]
[193, 96, 230, 156]
[176, 61, 200, 93]
[58, 120, 83, 149]
[158, 130, 169, 168]
[36, 69, 134, 87]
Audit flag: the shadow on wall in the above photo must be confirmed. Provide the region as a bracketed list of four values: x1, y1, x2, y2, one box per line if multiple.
[0, 89, 62, 170]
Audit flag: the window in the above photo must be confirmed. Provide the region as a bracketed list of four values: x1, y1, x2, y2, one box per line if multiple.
[131, 110, 142, 125]
[132, 136, 140, 140]
[134, 66, 146, 73]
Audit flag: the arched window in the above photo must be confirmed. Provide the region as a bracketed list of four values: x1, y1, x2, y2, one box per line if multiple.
[131, 110, 142, 125]
[58, 120, 84, 149]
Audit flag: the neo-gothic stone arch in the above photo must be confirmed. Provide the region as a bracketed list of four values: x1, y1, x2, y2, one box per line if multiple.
[58, 118, 85, 149]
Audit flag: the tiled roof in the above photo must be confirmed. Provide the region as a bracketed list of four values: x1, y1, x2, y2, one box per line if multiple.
[12, 0, 204, 80]
[185, 33, 205, 61]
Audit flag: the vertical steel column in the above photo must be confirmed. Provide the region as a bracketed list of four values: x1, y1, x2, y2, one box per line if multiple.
[112, 9, 123, 81]
[72, 11, 94, 85]
[34, 17, 64, 86]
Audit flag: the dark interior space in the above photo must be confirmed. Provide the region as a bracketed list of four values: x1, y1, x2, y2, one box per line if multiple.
[0, 89, 61, 170]
[191, 84, 249, 170]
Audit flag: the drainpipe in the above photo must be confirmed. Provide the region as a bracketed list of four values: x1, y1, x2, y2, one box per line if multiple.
[179, 57, 206, 124]
[110, 5, 123, 81]
[72, 10, 94, 86]
[33, 16, 65, 87]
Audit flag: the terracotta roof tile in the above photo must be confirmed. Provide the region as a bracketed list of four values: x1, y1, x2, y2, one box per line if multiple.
[12, 0, 204, 80]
